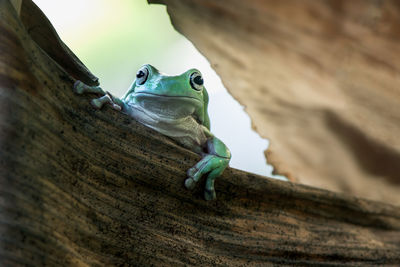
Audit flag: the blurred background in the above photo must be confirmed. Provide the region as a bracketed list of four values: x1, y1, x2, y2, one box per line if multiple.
[32, 0, 285, 179]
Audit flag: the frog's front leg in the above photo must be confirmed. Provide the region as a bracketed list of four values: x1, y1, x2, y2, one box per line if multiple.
[74, 80, 122, 111]
[185, 137, 231, 200]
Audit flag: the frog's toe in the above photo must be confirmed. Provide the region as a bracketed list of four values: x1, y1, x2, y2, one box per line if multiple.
[112, 103, 122, 111]
[90, 98, 103, 109]
[73, 80, 85, 94]
[204, 188, 216, 201]
[184, 177, 196, 190]
[187, 167, 197, 178]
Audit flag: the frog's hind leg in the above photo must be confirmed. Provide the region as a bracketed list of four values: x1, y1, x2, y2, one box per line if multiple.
[73, 80, 105, 95]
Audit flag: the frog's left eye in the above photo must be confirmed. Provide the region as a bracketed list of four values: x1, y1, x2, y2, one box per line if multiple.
[190, 72, 204, 91]
[136, 67, 149, 85]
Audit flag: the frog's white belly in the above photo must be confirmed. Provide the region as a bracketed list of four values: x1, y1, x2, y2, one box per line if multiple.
[126, 104, 208, 152]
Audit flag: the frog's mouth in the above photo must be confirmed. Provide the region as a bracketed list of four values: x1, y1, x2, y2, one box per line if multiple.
[133, 92, 200, 102]
[133, 92, 201, 119]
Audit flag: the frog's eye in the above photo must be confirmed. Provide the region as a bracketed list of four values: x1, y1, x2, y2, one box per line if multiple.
[136, 67, 149, 85]
[190, 72, 204, 91]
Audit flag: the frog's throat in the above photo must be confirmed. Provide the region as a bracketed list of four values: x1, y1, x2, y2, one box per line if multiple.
[137, 105, 199, 123]
[133, 92, 201, 102]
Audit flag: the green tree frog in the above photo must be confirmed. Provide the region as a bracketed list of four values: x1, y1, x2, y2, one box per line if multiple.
[74, 64, 231, 200]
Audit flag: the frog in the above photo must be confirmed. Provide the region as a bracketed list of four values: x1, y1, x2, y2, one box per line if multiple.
[73, 64, 231, 200]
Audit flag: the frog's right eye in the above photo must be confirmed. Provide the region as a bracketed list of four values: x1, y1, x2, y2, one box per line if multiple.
[136, 67, 149, 85]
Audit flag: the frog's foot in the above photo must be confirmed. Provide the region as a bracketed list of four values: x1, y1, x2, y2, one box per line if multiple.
[185, 155, 229, 200]
[204, 188, 217, 201]
[91, 94, 122, 111]
[73, 80, 105, 95]
[184, 176, 197, 190]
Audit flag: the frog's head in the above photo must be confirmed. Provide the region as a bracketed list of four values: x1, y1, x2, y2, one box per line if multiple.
[129, 64, 210, 129]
